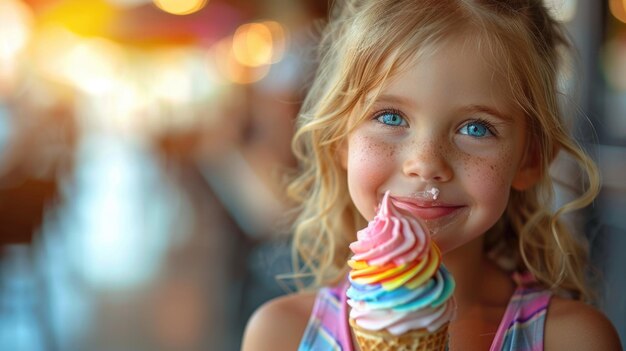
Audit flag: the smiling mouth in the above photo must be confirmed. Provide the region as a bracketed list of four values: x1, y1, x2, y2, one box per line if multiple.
[389, 196, 468, 235]
[390, 196, 464, 220]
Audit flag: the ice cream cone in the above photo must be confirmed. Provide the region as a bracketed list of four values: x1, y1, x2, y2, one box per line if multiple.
[347, 191, 455, 351]
[350, 319, 449, 351]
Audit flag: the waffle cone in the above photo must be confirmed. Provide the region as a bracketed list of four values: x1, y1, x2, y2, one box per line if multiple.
[349, 319, 449, 351]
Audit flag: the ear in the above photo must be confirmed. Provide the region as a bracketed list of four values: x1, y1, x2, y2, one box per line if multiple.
[511, 142, 542, 191]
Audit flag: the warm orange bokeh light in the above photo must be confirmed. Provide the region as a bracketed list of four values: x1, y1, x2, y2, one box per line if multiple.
[153, 0, 207, 16]
[211, 36, 270, 84]
[232, 23, 273, 67]
[231, 21, 287, 68]
[263, 21, 287, 64]
[609, 0, 626, 24]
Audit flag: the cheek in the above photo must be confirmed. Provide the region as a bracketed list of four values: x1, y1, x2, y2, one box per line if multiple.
[346, 135, 397, 218]
[461, 144, 518, 209]
[348, 137, 392, 180]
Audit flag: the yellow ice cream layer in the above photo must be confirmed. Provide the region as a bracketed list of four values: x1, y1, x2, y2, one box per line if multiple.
[349, 244, 440, 291]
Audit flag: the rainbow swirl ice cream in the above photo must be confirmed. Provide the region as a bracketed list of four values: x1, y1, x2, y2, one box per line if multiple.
[347, 191, 456, 343]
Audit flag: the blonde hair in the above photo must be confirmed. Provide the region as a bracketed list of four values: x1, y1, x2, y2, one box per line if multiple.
[287, 0, 600, 301]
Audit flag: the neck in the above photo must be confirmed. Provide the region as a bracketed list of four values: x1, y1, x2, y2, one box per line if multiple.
[443, 236, 514, 310]
[443, 236, 485, 305]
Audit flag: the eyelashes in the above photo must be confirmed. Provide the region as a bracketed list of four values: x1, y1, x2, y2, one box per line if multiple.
[459, 118, 497, 138]
[370, 108, 499, 138]
[373, 109, 408, 127]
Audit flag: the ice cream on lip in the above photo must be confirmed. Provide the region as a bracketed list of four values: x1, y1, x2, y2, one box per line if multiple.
[347, 190, 456, 336]
[390, 192, 464, 219]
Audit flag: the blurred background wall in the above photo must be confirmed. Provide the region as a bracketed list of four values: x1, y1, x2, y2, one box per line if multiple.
[0, 0, 624, 350]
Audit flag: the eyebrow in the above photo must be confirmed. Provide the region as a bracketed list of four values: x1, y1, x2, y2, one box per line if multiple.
[458, 104, 514, 122]
[367, 94, 417, 110]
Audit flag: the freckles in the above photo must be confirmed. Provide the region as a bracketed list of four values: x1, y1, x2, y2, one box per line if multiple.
[479, 145, 516, 188]
[495, 144, 516, 179]
[355, 136, 389, 161]
[387, 145, 394, 158]
[349, 135, 396, 177]
[461, 145, 514, 190]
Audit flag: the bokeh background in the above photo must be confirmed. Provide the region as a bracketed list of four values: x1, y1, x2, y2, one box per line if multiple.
[0, 0, 624, 350]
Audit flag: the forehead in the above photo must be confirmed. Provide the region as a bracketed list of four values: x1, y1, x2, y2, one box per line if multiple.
[362, 33, 519, 116]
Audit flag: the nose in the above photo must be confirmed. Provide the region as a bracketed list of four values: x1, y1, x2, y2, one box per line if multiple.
[402, 142, 453, 182]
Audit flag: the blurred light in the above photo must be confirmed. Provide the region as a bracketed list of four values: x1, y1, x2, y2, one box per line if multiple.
[263, 21, 287, 64]
[33, 28, 87, 84]
[232, 23, 273, 67]
[140, 48, 225, 131]
[33, 30, 124, 95]
[37, 0, 116, 37]
[0, 247, 46, 351]
[106, 0, 152, 8]
[232, 21, 287, 67]
[152, 52, 194, 104]
[211, 36, 270, 84]
[0, 0, 33, 93]
[201, 49, 226, 86]
[544, 0, 577, 22]
[153, 0, 207, 15]
[64, 38, 125, 95]
[609, 0, 626, 24]
[83, 77, 146, 134]
[0, 0, 34, 61]
[65, 135, 176, 290]
[32, 26, 80, 70]
[211, 20, 289, 84]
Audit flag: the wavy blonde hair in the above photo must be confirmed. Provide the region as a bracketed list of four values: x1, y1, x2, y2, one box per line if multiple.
[286, 0, 600, 301]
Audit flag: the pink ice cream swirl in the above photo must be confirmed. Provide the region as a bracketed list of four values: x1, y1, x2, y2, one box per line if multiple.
[347, 191, 456, 335]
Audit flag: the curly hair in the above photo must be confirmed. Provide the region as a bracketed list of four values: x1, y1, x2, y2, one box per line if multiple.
[286, 0, 600, 302]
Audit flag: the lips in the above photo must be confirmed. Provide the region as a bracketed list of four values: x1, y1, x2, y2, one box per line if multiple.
[389, 196, 464, 220]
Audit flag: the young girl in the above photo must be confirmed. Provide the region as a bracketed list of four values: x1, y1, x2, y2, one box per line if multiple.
[243, 0, 622, 350]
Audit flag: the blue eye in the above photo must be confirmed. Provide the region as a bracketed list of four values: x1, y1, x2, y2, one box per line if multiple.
[376, 112, 407, 127]
[459, 121, 493, 138]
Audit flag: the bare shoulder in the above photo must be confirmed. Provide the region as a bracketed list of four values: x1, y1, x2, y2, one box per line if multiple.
[545, 296, 623, 351]
[241, 291, 318, 351]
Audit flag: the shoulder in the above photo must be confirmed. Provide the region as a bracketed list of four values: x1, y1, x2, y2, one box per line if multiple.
[545, 296, 622, 351]
[241, 291, 318, 351]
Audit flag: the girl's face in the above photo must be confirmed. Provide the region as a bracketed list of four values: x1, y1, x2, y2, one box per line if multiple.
[341, 36, 539, 254]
